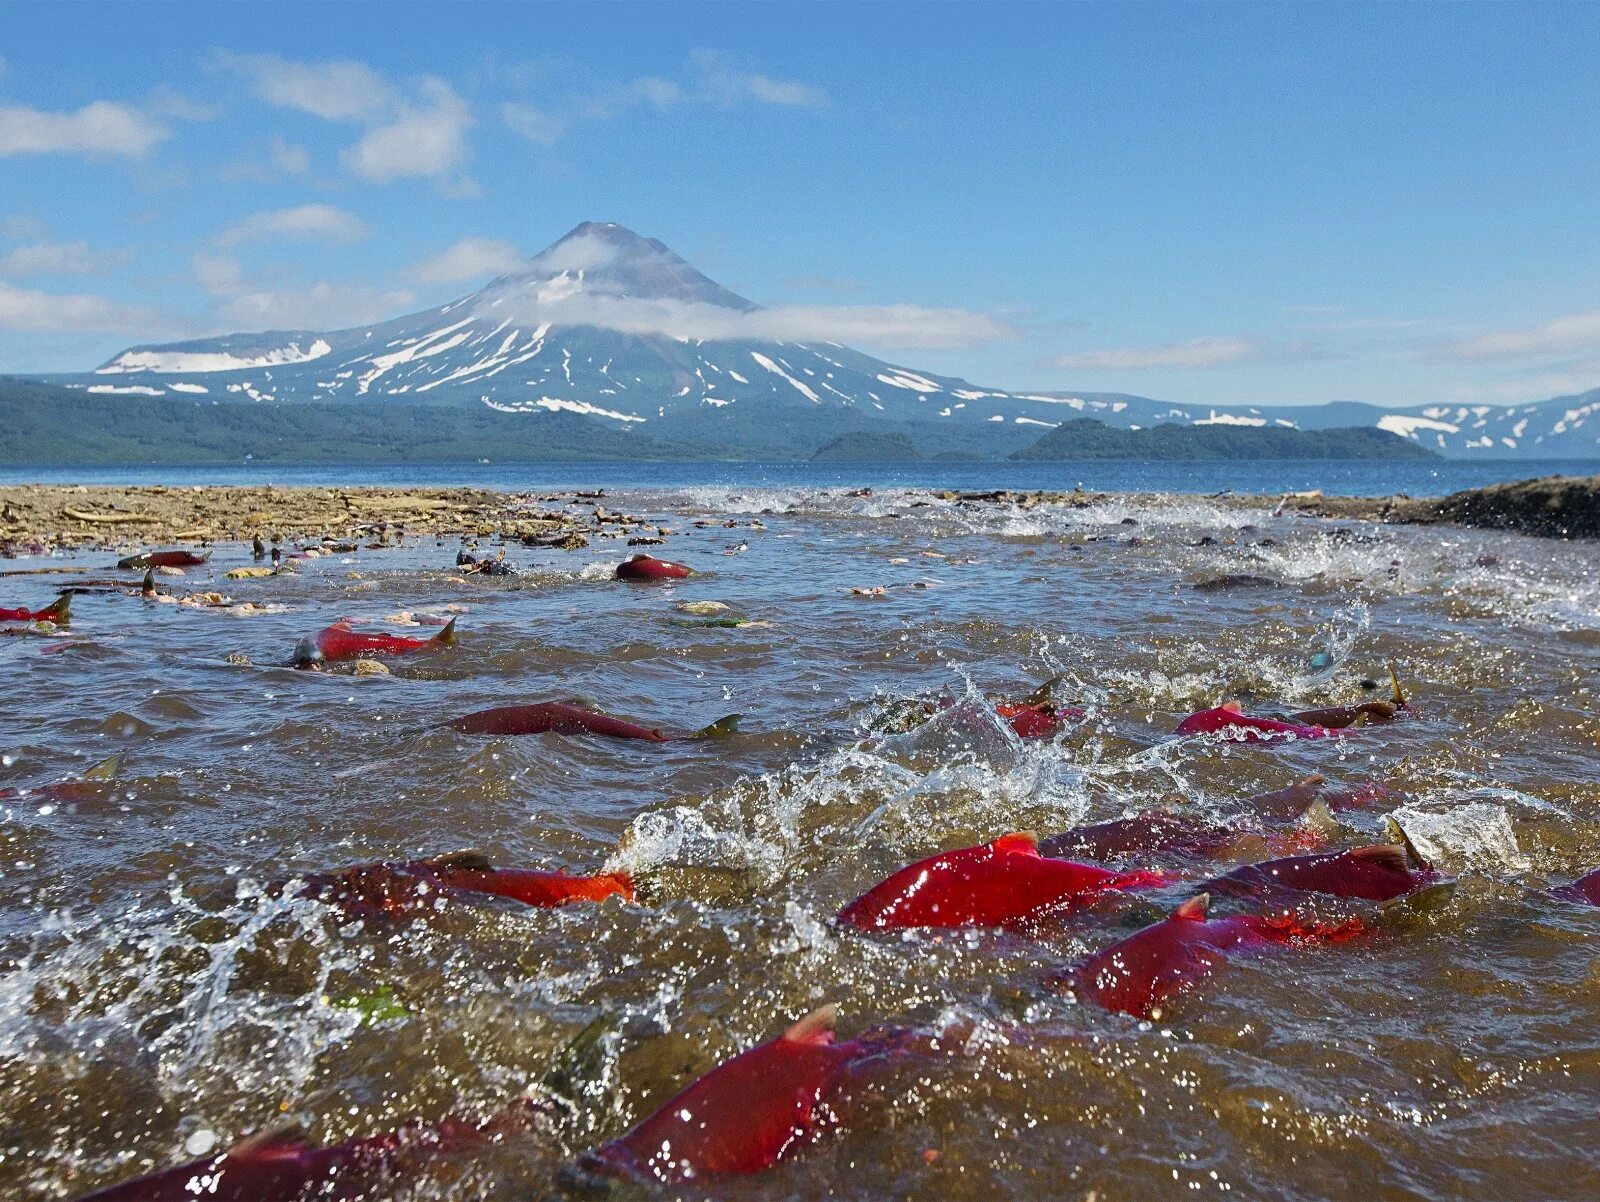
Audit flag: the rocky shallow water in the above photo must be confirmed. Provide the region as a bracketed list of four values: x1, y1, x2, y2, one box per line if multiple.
[2, 483, 1597, 1200]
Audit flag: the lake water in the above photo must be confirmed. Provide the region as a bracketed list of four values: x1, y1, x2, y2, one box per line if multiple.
[1, 456, 1597, 497]
[3, 483, 1598, 1200]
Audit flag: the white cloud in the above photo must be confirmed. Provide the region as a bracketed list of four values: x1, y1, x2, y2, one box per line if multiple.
[268, 134, 311, 174]
[485, 288, 1013, 351]
[0, 280, 164, 333]
[341, 78, 473, 185]
[1054, 337, 1258, 370]
[500, 101, 564, 146]
[0, 240, 133, 276]
[192, 251, 415, 331]
[0, 100, 168, 157]
[1, 215, 49, 240]
[1447, 311, 1600, 360]
[213, 51, 392, 121]
[213, 204, 368, 247]
[687, 49, 828, 108]
[504, 50, 825, 146]
[407, 237, 525, 284]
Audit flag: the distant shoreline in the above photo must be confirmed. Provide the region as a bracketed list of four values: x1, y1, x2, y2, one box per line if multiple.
[2, 473, 1595, 552]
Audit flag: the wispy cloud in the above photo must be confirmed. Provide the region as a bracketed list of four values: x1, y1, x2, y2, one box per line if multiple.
[213, 52, 474, 191]
[502, 49, 826, 147]
[1446, 310, 1600, 360]
[487, 291, 1010, 351]
[406, 237, 525, 284]
[1, 214, 50, 240]
[341, 78, 473, 186]
[223, 133, 311, 182]
[213, 51, 393, 121]
[0, 100, 168, 157]
[0, 280, 166, 334]
[213, 204, 368, 247]
[192, 251, 414, 331]
[1054, 336, 1258, 370]
[0, 240, 133, 276]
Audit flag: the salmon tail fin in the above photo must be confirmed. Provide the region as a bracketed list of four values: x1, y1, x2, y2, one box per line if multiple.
[429, 848, 494, 871]
[993, 831, 1039, 855]
[1388, 662, 1407, 707]
[1298, 798, 1342, 840]
[694, 713, 742, 739]
[783, 1002, 839, 1046]
[598, 871, 635, 902]
[434, 616, 458, 647]
[539, 1013, 620, 1119]
[1383, 816, 1432, 870]
[1174, 893, 1210, 920]
[80, 753, 121, 782]
[1023, 675, 1066, 707]
[1112, 867, 1173, 891]
[40, 593, 71, 623]
[1347, 843, 1408, 873]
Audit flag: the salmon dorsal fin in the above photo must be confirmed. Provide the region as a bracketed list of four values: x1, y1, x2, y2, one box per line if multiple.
[1347, 844, 1408, 872]
[1023, 675, 1066, 707]
[1297, 774, 1327, 788]
[1220, 700, 1244, 714]
[694, 714, 743, 739]
[1298, 798, 1341, 839]
[434, 617, 458, 646]
[782, 1003, 839, 1046]
[430, 848, 494, 872]
[1388, 661, 1407, 707]
[1383, 817, 1432, 870]
[229, 1120, 311, 1158]
[1174, 893, 1210, 921]
[80, 753, 122, 781]
[992, 832, 1039, 855]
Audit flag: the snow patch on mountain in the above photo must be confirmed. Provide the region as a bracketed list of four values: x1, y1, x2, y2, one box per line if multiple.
[98, 339, 331, 375]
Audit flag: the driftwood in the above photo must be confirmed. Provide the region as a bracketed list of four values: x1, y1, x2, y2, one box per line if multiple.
[62, 508, 161, 524]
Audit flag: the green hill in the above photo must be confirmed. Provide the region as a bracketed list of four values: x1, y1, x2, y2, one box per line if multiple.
[1009, 417, 1437, 460]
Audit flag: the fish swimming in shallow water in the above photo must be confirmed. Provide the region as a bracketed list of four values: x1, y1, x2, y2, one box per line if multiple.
[1195, 843, 1438, 904]
[571, 1004, 920, 1185]
[837, 832, 1166, 930]
[1175, 702, 1337, 742]
[616, 553, 694, 580]
[1551, 866, 1600, 907]
[71, 1103, 545, 1202]
[1280, 665, 1410, 730]
[0, 753, 120, 803]
[292, 618, 457, 668]
[0, 593, 70, 624]
[1038, 810, 1240, 863]
[1060, 893, 1363, 1020]
[447, 700, 739, 741]
[990, 675, 1086, 739]
[291, 849, 633, 920]
[117, 549, 210, 570]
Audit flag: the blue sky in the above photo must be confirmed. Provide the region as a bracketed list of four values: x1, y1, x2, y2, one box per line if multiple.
[2, 0, 1598, 407]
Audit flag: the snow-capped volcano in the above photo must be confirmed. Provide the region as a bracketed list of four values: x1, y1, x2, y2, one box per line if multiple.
[67, 221, 1600, 458]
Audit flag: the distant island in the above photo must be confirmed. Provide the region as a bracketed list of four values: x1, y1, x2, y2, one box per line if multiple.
[1009, 418, 1437, 461]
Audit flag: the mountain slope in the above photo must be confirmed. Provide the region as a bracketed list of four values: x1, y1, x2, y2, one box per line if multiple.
[31, 221, 1600, 459]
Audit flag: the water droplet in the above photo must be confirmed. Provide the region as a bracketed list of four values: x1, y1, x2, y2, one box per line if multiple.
[184, 1128, 217, 1156]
